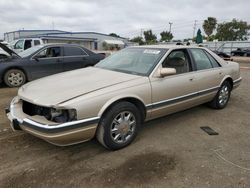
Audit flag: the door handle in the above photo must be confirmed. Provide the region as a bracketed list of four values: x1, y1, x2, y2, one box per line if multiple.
[219, 71, 223, 75]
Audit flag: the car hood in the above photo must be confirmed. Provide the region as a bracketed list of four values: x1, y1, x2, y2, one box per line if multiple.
[0, 43, 20, 58]
[18, 67, 141, 106]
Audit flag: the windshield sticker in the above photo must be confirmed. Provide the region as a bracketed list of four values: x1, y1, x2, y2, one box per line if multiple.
[143, 49, 161, 55]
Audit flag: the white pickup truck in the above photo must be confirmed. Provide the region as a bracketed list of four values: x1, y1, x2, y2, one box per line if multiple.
[0, 38, 44, 59]
[9, 38, 44, 53]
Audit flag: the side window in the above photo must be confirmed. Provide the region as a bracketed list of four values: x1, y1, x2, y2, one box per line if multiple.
[162, 50, 191, 74]
[190, 49, 213, 70]
[204, 51, 220, 68]
[64, 47, 88, 56]
[14, 40, 24, 49]
[24, 40, 32, 50]
[36, 47, 61, 59]
[34, 40, 40, 46]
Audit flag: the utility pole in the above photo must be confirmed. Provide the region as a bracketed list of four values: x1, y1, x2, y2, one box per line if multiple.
[140, 28, 144, 38]
[52, 21, 55, 30]
[169, 22, 173, 33]
[193, 20, 197, 40]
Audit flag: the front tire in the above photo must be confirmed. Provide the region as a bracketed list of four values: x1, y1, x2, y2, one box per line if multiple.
[96, 102, 141, 150]
[4, 69, 26, 87]
[208, 81, 232, 109]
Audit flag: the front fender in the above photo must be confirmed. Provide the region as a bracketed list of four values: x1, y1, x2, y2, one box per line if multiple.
[97, 94, 147, 117]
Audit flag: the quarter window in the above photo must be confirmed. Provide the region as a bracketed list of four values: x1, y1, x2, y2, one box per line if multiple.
[34, 40, 41, 46]
[190, 49, 213, 70]
[162, 49, 191, 74]
[204, 51, 220, 68]
[64, 47, 88, 56]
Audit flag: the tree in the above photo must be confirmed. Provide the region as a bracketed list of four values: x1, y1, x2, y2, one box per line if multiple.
[130, 36, 145, 45]
[160, 31, 173, 42]
[109, 33, 120, 38]
[215, 19, 250, 41]
[143, 30, 157, 44]
[203, 17, 217, 40]
[196, 29, 203, 44]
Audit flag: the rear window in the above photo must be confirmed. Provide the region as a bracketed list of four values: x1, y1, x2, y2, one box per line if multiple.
[34, 40, 40, 46]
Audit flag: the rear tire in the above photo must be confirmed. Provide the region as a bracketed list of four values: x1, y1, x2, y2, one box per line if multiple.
[4, 69, 26, 87]
[96, 102, 141, 150]
[208, 81, 232, 109]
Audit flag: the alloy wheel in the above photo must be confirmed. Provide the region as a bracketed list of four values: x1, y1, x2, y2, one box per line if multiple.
[110, 111, 136, 144]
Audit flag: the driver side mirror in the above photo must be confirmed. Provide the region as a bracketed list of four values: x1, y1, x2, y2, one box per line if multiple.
[159, 68, 176, 77]
[33, 56, 39, 62]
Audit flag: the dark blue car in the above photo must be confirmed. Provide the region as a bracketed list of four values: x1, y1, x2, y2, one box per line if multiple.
[0, 43, 104, 87]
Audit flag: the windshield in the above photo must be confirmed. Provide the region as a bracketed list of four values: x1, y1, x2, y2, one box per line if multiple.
[18, 45, 44, 58]
[95, 47, 167, 76]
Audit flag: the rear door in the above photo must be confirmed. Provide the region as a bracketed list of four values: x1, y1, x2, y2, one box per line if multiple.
[149, 49, 201, 118]
[29, 46, 64, 80]
[62, 46, 91, 71]
[188, 48, 224, 101]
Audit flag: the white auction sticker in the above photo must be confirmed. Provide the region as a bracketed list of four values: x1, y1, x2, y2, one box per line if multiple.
[143, 49, 161, 55]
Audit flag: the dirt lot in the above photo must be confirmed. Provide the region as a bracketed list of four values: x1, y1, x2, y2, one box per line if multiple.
[0, 70, 250, 188]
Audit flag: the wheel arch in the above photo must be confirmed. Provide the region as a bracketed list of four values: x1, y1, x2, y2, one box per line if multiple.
[98, 96, 147, 123]
[220, 76, 233, 89]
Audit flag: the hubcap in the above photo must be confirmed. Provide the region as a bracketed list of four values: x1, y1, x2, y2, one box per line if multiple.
[110, 111, 136, 144]
[7, 72, 23, 86]
[218, 85, 229, 106]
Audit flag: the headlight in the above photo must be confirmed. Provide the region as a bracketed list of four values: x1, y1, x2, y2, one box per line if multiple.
[50, 108, 77, 123]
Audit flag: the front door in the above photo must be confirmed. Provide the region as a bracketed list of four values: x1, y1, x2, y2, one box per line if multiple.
[29, 46, 64, 80]
[149, 49, 201, 118]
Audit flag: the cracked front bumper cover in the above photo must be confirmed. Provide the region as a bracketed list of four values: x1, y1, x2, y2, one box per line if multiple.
[6, 102, 100, 146]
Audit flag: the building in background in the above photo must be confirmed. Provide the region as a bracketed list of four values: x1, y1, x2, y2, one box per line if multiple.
[3, 30, 135, 50]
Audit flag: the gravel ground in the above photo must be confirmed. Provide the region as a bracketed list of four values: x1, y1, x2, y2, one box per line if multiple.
[0, 70, 249, 188]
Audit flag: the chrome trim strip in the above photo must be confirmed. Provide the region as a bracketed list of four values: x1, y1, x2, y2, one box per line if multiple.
[233, 77, 242, 84]
[22, 117, 100, 133]
[23, 117, 100, 129]
[146, 86, 220, 109]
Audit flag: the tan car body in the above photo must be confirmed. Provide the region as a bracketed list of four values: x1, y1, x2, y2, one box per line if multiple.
[7, 45, 242, 146]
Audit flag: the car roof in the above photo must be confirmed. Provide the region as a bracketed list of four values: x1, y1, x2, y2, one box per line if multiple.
[132, 44, 206, 50]
[40, 43, 85, 48]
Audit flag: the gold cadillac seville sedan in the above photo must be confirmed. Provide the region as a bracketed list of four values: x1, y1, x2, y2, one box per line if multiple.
[6, 45, 242, 150]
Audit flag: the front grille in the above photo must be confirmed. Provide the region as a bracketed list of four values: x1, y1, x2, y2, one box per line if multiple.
[22, 100, 51, 119]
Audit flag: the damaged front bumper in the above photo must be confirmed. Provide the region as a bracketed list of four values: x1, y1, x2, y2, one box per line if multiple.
[6, 97, 100, 146]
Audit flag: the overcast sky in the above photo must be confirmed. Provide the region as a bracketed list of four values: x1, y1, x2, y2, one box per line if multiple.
[0, 0, 249, 40]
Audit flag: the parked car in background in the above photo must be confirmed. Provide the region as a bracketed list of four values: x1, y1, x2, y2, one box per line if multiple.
[231, 48, 250, 57]
[213, 50, 232, 61]
[9, 38, 44, 54]
[0, 43, 104, 87]
[6, 45, 241, 150]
